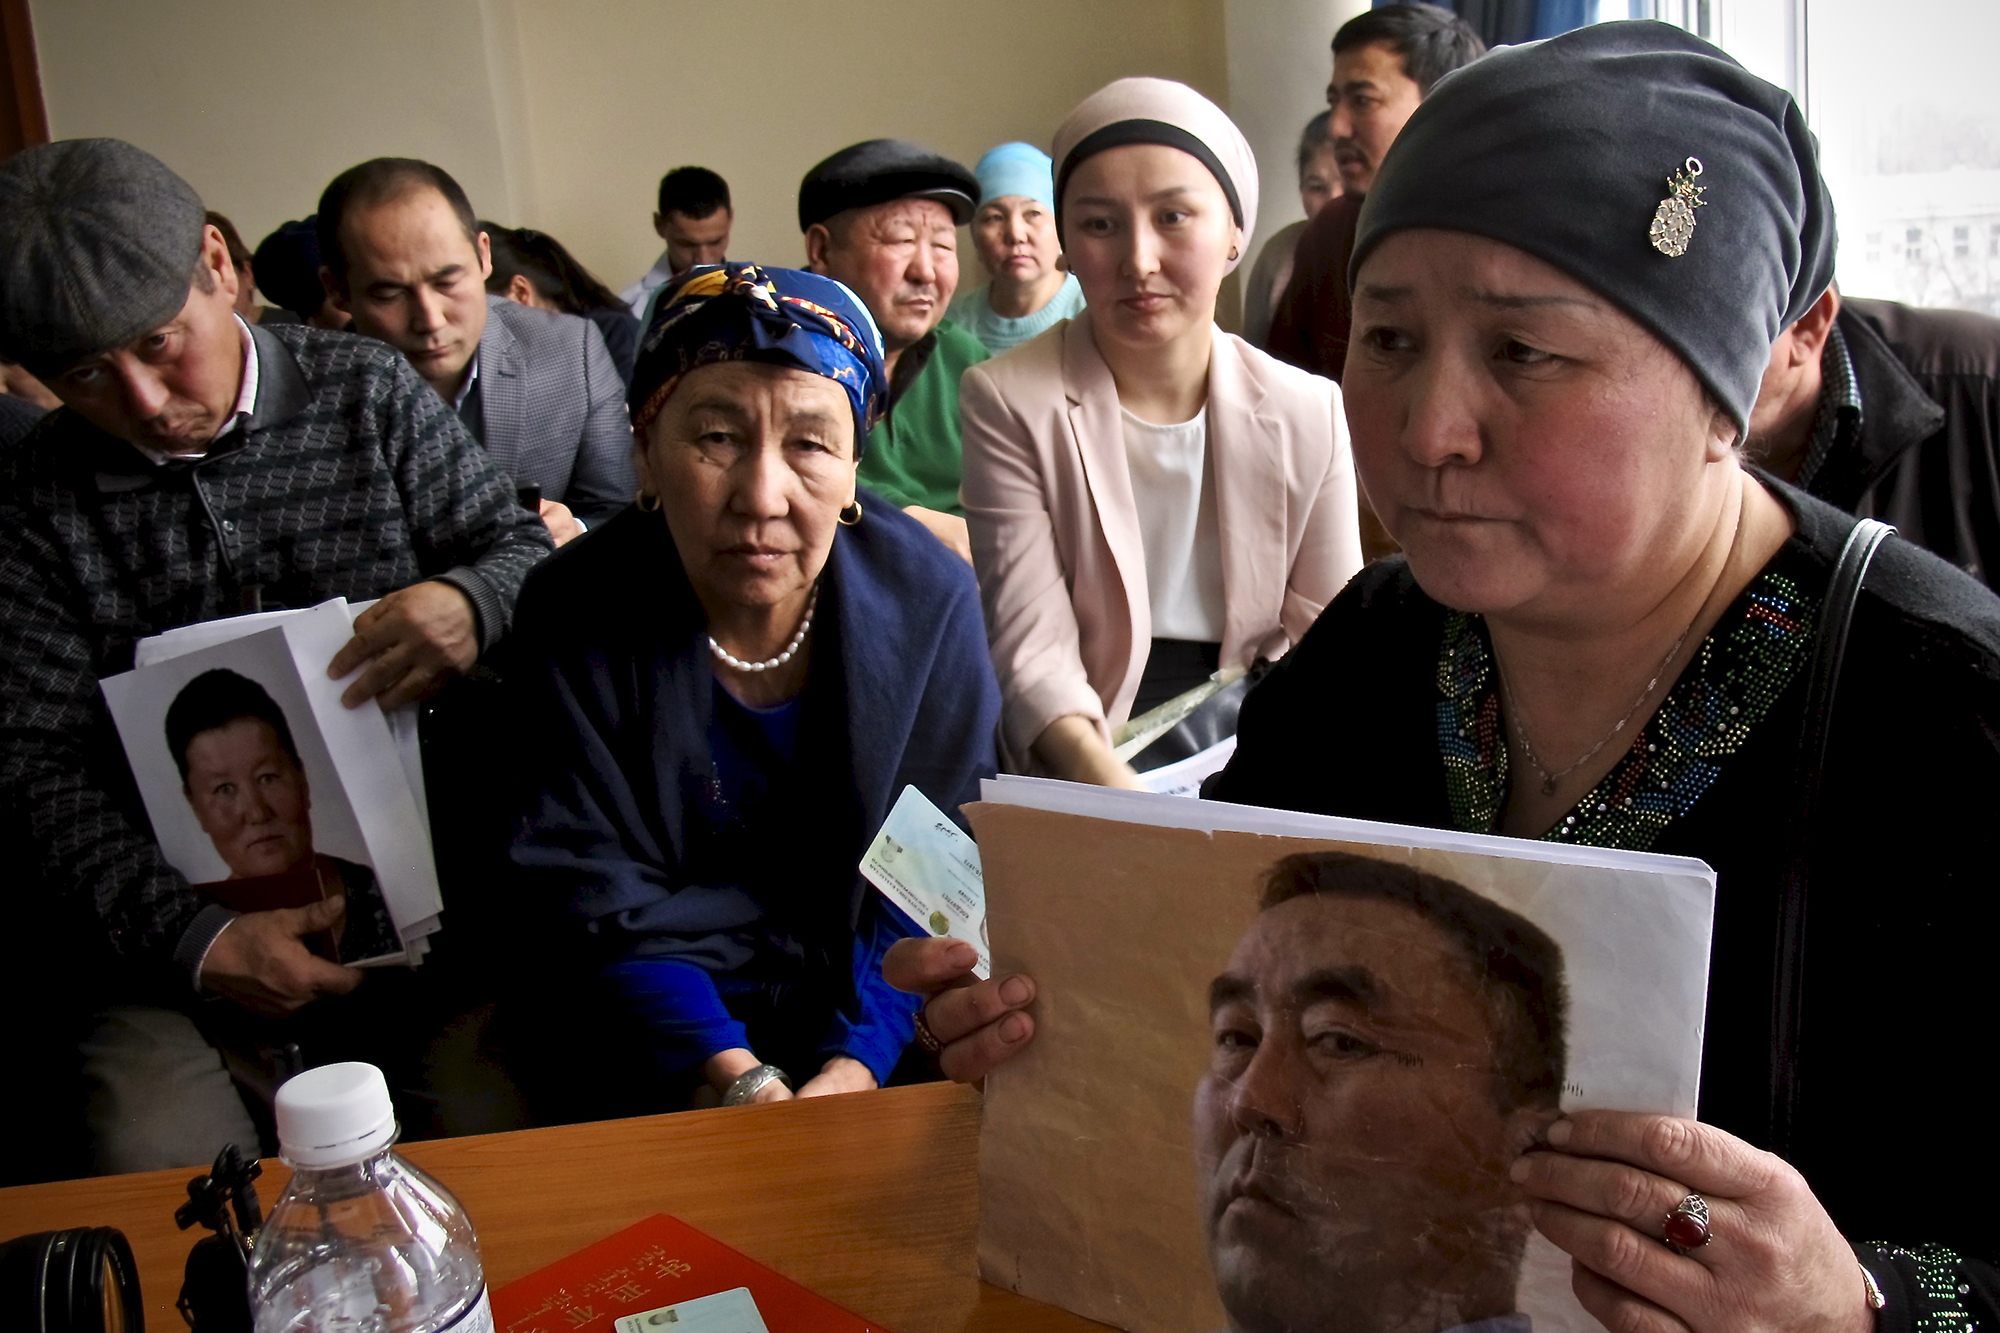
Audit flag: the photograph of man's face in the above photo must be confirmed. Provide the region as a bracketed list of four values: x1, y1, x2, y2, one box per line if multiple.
[166, 668, 316, 880]
[1194, 852, 1568, 1333]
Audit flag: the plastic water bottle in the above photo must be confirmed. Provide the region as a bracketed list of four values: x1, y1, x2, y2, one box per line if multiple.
[248, 1063, 492, 1333]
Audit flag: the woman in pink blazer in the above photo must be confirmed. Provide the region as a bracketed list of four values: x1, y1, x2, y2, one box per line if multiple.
[961, 77, 1362, 785]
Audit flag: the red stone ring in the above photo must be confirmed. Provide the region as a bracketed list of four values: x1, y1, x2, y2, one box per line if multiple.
[1663, 1194, 1713, 1254]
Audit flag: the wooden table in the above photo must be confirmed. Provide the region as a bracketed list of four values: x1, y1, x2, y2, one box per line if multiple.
[0, 1082, 1109, 1333]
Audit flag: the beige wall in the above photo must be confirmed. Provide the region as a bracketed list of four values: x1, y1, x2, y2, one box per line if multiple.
[1226, 0, 1370, 274]
[33, 0, 1230, 300]
[32, 0, 523, 261]
[500, 0, 1229, 292]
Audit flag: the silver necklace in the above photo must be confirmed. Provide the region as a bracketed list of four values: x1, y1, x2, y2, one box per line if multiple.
[1495, 623, 1693, 797]
[708, 584, 819, 673]
[1498, 500, 1747, 799]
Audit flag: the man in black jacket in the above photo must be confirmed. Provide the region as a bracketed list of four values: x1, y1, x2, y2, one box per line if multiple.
[1749, 284, 2000, 585]
[0, 138, 552, 1174]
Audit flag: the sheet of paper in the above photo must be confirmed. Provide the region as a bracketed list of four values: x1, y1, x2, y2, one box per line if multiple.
[969, 781, 1716, 1333]
[134, 598, 432, 862]
[130, 596, 438, 940]
[1135, 735, 1236, 798]
[277, 601, 443, 939]
[859, 785, 990, 980]
[343, 600, 431, 839]
[105, 601, 451, 963]
[614, 1288, 769, 1333]
[103, 623, 413, 965]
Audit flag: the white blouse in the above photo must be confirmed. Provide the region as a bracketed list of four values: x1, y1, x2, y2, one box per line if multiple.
[1120, 406, 1226, 643]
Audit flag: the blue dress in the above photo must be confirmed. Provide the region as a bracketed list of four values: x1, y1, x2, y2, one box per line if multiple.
[503, 494, 999, 1112]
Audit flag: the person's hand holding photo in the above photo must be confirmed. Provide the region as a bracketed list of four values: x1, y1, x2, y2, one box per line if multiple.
[199, 896, 364, 1018]
[883, 937, 1037, 1083]
[329, 581, 480, 710]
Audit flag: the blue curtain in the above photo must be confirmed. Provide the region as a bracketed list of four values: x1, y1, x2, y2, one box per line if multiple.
[1375, 0, 1595, 44]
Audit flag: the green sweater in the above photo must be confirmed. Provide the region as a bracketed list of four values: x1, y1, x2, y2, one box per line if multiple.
[856, 319, 989, 515]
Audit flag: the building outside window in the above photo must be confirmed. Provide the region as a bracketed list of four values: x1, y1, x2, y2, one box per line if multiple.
[1806, 0, 2000, 314]
[1590, 0, 2000, 316]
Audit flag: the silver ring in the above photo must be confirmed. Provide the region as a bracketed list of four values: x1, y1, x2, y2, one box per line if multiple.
[1662, 1193, 1712, 1253]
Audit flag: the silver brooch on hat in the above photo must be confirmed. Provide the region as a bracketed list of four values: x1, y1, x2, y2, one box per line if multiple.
[1649, 157, 1706, 257]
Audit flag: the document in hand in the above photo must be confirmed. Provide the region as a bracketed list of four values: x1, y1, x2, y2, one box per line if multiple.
[99, 597, 442, 965]
[969, 776, 1717, 1333]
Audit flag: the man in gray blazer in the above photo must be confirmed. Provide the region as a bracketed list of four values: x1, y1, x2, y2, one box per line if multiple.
[318, 159, 635, 543]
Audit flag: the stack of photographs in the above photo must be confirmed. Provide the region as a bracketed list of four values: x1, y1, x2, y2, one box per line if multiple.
[101, 597, 442, 967]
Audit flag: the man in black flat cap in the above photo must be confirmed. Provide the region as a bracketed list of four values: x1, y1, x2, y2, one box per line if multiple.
[0, 137, 551, 1173]
[1749, 283, 2000, 588]
[801, 138, 990, 562]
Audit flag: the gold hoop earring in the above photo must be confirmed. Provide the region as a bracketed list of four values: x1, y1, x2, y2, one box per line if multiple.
[838, 499, 863, 527]
[635, 489, 662, 513]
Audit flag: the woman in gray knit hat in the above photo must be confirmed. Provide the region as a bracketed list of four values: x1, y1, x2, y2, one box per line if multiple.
[896, 21, 2000, 1332]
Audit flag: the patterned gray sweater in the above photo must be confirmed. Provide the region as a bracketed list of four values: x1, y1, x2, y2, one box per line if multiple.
[0, 323, 554, 992]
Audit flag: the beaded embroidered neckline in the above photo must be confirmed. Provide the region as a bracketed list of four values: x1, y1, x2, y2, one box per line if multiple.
[1437, 570, 1819, 851]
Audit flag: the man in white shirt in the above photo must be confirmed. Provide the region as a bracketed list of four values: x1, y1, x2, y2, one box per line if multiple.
[620, 166, 734, 319]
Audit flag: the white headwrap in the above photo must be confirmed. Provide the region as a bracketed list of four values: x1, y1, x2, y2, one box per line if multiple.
[1051, 76, 1260, 273]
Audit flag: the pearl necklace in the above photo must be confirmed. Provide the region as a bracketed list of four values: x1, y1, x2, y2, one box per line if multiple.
[708, 584, 819, 673]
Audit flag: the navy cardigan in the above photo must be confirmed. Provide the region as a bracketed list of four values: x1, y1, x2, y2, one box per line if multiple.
[504, 494, 999, 1084]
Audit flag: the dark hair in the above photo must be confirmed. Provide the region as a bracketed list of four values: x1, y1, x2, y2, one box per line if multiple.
[1260, 851, 1567, 1113]
[656, 166, 731, 220]
[1332, 3, 1487, 96]
[482, 223, 625, 316]
[164, 669, 302, 784]
[252, 218, 327, 319]
[1295, 109, 1335, 182]
[316, 158, 481, 288]
[206, 211, 253, 269]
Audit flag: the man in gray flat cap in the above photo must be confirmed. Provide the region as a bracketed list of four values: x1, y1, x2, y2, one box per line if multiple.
[801, 138, 989, 561]
[0, 137, 552, 1173]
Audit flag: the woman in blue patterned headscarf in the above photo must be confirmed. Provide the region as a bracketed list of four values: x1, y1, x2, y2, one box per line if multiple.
[504, 263, 999, 1118]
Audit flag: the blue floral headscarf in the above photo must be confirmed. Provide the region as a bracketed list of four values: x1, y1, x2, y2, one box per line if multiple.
[629, 262, 889, 453]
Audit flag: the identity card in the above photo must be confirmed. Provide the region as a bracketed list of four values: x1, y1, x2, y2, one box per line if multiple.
[859, 784, 990, 979]
[613, 1287, 768, 1333]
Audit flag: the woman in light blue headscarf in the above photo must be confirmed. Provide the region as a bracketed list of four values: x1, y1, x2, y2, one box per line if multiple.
[946, 142, 1087, 354]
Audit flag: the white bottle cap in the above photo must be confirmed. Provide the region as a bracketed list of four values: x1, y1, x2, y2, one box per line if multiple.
[275, 1062, 399, 1168]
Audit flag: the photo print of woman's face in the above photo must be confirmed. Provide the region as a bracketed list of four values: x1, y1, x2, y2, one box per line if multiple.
[166, 668, 317, 879]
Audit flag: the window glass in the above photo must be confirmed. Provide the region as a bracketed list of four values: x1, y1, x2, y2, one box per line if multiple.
[1587, 1, 1997, 314]
[1811, 0, 2000, 313]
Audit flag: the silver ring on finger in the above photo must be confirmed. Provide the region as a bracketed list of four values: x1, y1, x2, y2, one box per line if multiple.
[912, 1003, 945, 1056]
[1662, 1193, 1712, 1254]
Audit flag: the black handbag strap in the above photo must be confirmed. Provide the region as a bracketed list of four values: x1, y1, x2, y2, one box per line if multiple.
[1767, 516, 1894, 1160]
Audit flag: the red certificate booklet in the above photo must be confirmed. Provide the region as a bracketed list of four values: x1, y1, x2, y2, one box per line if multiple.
[490, 1213, 888, 1332]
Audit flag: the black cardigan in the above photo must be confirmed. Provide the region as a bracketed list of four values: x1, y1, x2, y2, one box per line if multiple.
[1211, 481, 2000, 1283]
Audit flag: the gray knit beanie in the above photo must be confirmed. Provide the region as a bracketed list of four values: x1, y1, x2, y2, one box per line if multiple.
[1351, 21, 1835, 435]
